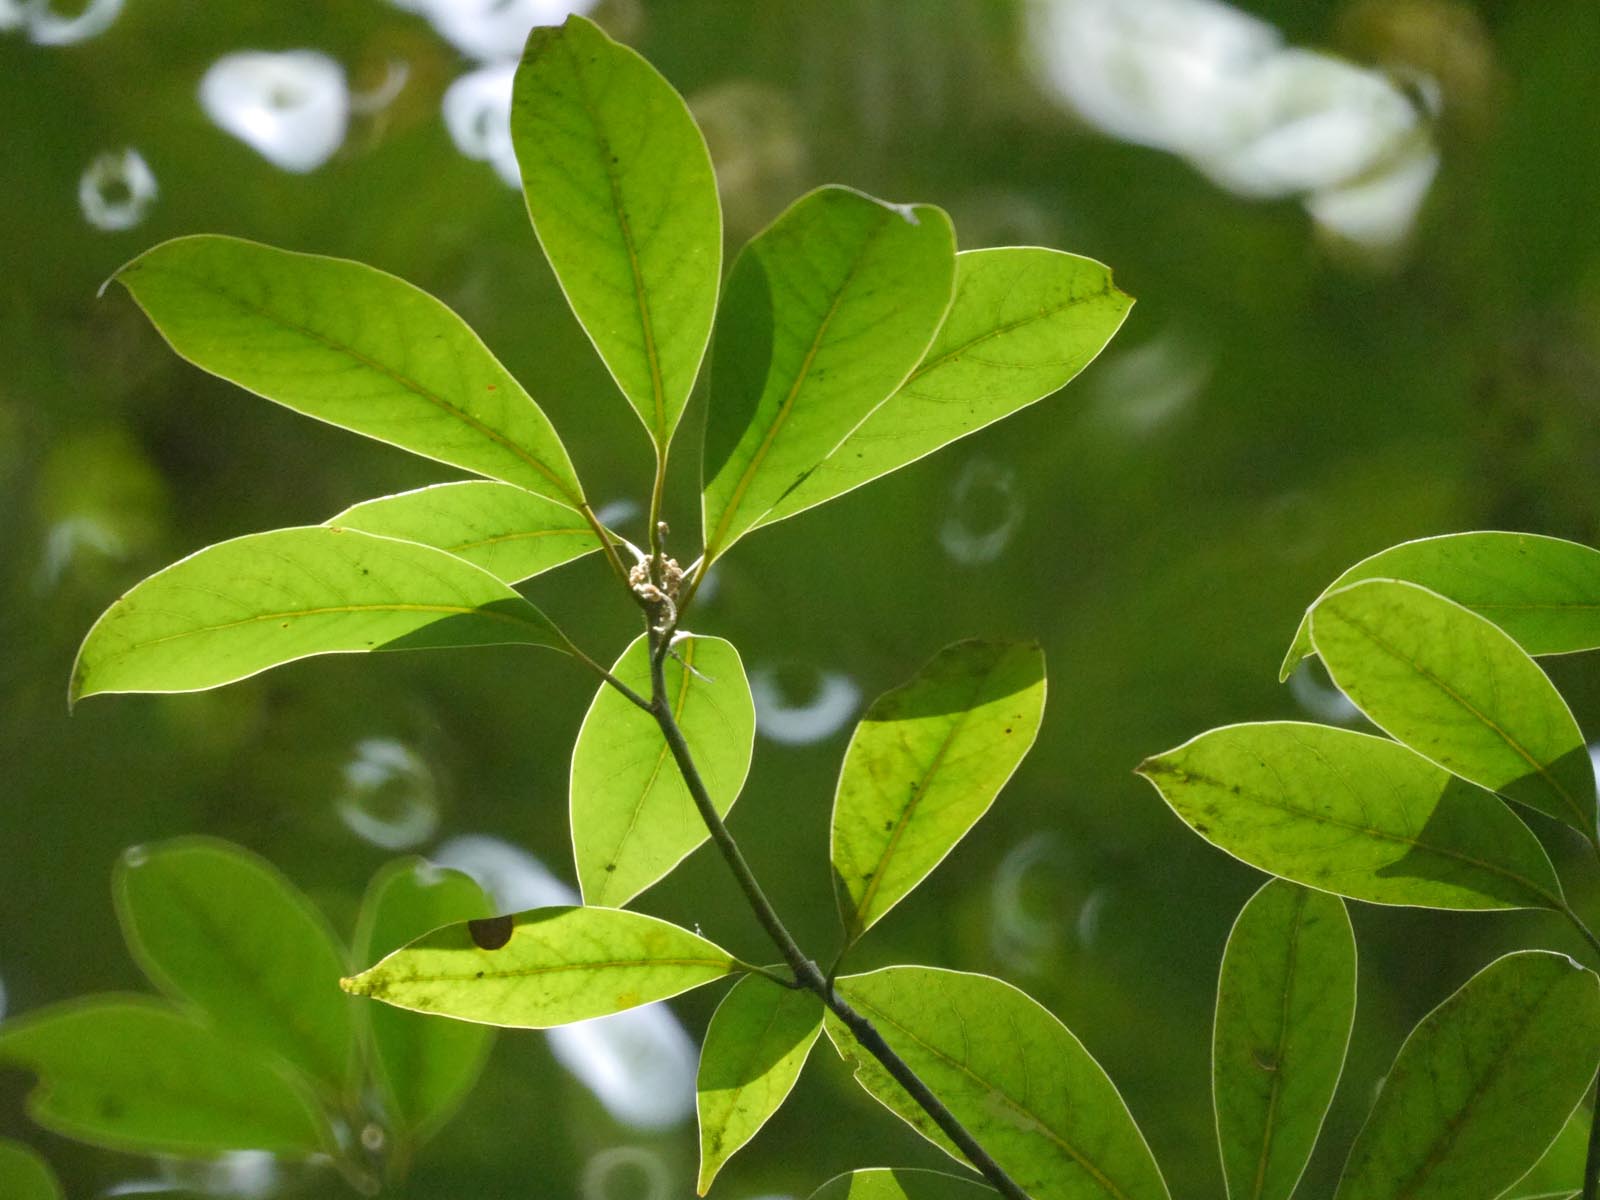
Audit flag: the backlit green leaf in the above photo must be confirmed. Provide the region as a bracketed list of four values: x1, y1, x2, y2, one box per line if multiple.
[826, 967, 1169, 1200]
[331, 481, 596, 584]
[696, 975, 822, 1194]
[353, 857, 495, 1142]
[702, 186, 956, 561]
[0, 997, 329, 1157]
[832, 639, 1045, 939]
[759, 247, 1131, 527]
[1503, 1106, 1587, 1200]
[1335, 951, 1600, 1200]
[513, 15, 720, 447]
[0, 1139, 62, 1200]
[113, 234, 584, 505]
[114, 836, 355, 1098]
[808, 1168, 996, 1199]
[1281, 532, 1600, 681]
[71, 526, 568, 701]
[1214, 880, 1355, 1200]
[572, 634, 755, 907]
[1137, 722, 1564, 911]
[342, 905, 736, 1028]
[1310, 579, 1596, 835]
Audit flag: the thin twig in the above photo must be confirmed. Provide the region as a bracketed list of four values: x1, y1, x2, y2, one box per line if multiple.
[577, 501, 633, 586]
[645, 630, 1031, 1200]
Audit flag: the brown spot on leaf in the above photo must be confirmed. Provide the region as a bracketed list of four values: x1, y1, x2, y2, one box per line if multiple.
[468, 914, 514, 949]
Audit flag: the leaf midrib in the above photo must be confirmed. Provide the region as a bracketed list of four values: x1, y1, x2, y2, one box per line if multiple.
[374, 954, 730, 989]
[901, 284, 1115, 387]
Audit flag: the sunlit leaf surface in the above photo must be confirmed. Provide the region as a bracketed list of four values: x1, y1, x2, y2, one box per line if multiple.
[1310, 579, 1597, 835]
[572, 634, 754, 907]
[343, 905, 736, 1027]
[0, 1139, 63, 1200]
[1335, 951, 1600, 1200]
[1138, 722, 1564, 911]
[513, 15, 721, 448]
[808, 1168, 996, 1199]
[71, 526, 568, 699]
[1214, 880, 1355, 1200]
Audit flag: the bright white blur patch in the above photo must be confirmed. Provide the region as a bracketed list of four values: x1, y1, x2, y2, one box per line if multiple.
[399, 0, 598, 62]
[749, 665, 860, 746]
[336, 737, 440, 851]
[1028, 0, 1438, 252]
[442, 63, 520, 188]
[7, 0, 124, 44]
[199, 51, 349, 173]
[431, 835, 697, 1129]
[78, 148, 158, 232]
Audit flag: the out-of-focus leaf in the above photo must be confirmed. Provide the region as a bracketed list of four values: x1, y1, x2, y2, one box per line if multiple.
[0, 1139, 62, 1200]
[1282, 532, 1600, 680]
[1335, 951, 1600, 1200]
[112, 235, 584, 505]
[760, 247, 1131, 526]
[513, 15, 720, 448]
[71, 526, 568, 700]
[342, 906, 735, 1028]
[572, 634, 754, 907]
[352, 858, 494, 1142]
[330, 481, 596, 584]
[696, 975, 822, 1194]
[1503, 1105, 1587, 1200]
[0, 997, 329, 1157]
[1137, 722, 1564, 911]
[826, 967, 1169, 1200]
[808, 1168, 996, 1199]
[701, 185, 956, 561]
[113, 836, 355, 1097]
[831, 639, 1045, 939]
[1214, 880, 1355, 1200]
[1310, 579, 1596, 835]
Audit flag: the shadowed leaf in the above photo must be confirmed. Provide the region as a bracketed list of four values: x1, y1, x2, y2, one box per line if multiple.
[0, 1139, 62, 1200]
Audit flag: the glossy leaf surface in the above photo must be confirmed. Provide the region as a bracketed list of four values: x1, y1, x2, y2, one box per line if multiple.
[343, 905, 735, 1028]
[114, 235, 583, 504]
[702, 186, 956, 559]
[1214, 880, 1355, 1200]
[696, 975, 823, 1194]
[809, 1168, 996, 1199]
[1137, 722, 1563, 911]
[1310, 579, 1596, 834]
[1335, 951, 1600, 1200]
[0, 1139, 62, 1200]
[827, 967, 1169, 1200]
[1281, 532, 1600, 680]
[832, 639, 1045, 938]
[0, 998, 328, 1157]
[572, 634, 755, 907]
[331, 481, 596, 584]
[71, 526, 567, 700]
[114, 837, 355, 1096]
[352, 858, 495, 1141]
[761, 247, 1131, 526]
[514, 14, 720, 446]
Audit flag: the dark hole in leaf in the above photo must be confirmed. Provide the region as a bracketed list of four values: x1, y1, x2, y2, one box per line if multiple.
[468, 914, 514, 949]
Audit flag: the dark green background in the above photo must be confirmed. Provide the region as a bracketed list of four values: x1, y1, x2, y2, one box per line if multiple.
[4, 1, 1599, 1196]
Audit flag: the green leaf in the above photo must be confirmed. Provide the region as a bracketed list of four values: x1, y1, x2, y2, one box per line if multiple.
[113, 837, 356, 1098]
[572, 633, 755, 907]
[0, 1139, 62, 1200]
[0, 997, 330, 1157]
[832, 639, 1045, 939]
[1335, 951, 1600, 1200]
[113, 234, 585, 505]
[1214, 880, 1356, 1200]
[513, 15, 721, 447]
[352, 857, 495, 1142]
[342, 905, 736, 1027]
[1309, 579, 1597, 835]
[71, 526, 568, 701]
[696, 975, 823, 1194]
[808, 1168, 996, 1199]
[1281, 532, 1600, 681]
[330, 481, 596, 584]
[759, 247, 1132, 527]
[1504, 1106, 1587, 1200]
[826, 967, 1169, 1200]
[701, 186, 957, 560]
[1137, 722, 1564, 911]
